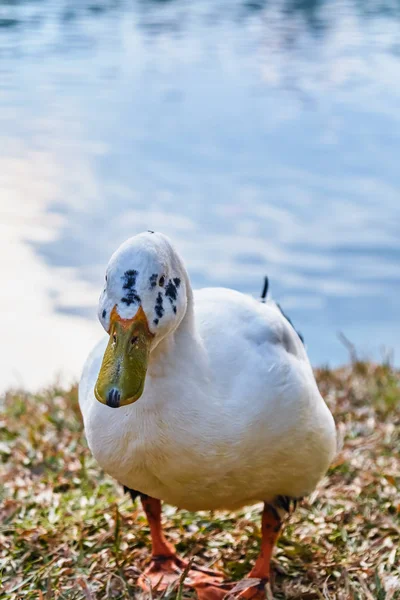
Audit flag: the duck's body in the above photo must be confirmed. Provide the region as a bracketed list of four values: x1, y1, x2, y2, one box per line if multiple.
[80, 286, 335, 512]
[79, 231, 336, 598]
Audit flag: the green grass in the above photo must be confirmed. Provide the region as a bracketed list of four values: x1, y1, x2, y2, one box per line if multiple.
[1, 362, 399, 599]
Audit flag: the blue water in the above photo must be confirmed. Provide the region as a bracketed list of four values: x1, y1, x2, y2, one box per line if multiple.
[1, 0, 399, 390]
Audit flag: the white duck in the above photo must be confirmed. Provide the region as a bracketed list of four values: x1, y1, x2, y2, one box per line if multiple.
[79, 231, 336, 599]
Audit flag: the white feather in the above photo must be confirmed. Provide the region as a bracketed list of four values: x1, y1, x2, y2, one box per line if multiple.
[79, 233, 336, 511]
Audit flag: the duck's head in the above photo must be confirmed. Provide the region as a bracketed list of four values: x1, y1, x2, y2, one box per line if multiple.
[94, 231, 188, 408]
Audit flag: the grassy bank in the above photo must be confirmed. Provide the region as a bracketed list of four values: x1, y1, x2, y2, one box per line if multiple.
[1, 362, 399, 600]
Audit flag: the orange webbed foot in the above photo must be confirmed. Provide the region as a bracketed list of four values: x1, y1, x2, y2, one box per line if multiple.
[194, 577, 270, 600]
[227, 577, 270, 599]
[194, 580, 235, 600]
[138, 554, 185, 592]
[137, 554, 226, 594]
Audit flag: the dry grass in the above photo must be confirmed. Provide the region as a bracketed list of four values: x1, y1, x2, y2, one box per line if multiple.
[1, 362, 399, 599]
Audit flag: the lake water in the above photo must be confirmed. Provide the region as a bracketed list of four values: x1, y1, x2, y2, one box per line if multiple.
[1, 0, 399, 393]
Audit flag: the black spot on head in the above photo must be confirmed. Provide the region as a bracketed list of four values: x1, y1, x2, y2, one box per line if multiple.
[121, 269, 141, 306]
[148, 230, 155, 234]
[155, 292, 164, 319]
[121, 291, 141, 306]
[149, 273, 158, 289]
[105, 275, 108, 282]
[173, 306, 177, 314]
[165, 279, 178, 302]
[102, 309, 107, 319]
[173, 277, 181, 288]
[153, 318, 159, 325]
[122, 269, 138, 290]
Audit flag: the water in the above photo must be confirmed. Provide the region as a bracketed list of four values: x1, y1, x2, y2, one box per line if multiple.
[1, 0, 399, 392]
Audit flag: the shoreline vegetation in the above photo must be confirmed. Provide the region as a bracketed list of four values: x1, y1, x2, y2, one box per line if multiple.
[1, 362, 399, 599]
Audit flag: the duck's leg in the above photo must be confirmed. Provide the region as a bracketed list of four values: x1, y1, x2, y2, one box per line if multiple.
[137, 494, 185, 590]
[232, 503, 282, 599]
[195, 502, 282, 600]
[136, 494, 225, 593]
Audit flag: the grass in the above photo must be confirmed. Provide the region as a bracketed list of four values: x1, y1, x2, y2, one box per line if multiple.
[1, 362, 399, 599]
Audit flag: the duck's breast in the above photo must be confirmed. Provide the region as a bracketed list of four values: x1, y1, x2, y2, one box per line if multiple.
[79, 289, 336, 510]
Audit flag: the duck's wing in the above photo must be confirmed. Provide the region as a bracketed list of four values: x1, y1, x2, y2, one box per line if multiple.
[194, 286, 309, 367]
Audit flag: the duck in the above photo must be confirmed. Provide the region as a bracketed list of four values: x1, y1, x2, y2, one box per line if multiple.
[79, 231, 336, 599]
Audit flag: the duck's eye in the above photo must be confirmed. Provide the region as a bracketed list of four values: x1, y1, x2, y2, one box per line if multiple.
[112, 332, 117, 343]
[105, 275, 108, 282]
[159, 275, 165, 287]
[131, 336, 139, 345]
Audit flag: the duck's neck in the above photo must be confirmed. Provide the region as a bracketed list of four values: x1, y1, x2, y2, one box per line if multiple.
[148, 271, 203, 375]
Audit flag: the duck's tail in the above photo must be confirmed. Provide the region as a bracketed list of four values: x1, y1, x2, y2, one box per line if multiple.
[260, 275, 305, 345]
[260, 276, 269, 303]
[276, 302, 305, 345]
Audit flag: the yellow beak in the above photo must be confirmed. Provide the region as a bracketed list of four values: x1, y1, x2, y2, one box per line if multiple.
[94, 305, 154, 408]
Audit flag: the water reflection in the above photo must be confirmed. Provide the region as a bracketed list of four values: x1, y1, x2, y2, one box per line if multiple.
[1, 0, 399, 392]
